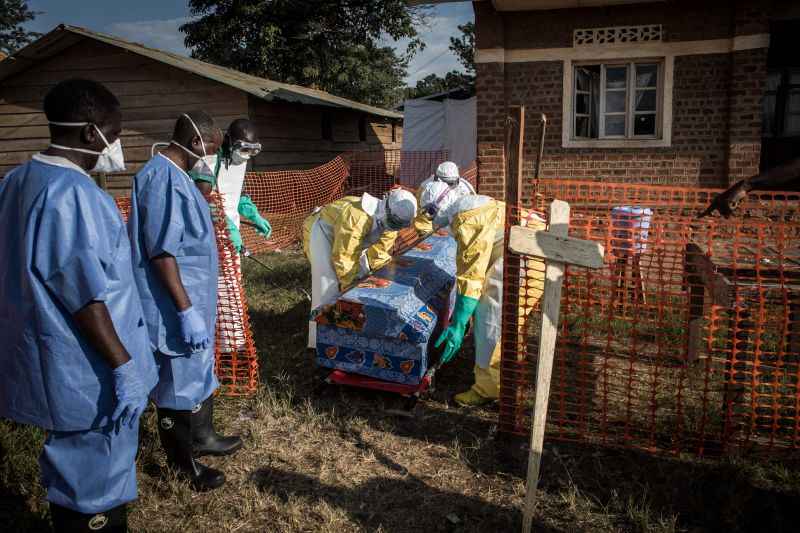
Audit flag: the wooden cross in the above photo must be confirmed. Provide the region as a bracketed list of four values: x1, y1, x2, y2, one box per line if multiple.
[508, 200, 605, 533]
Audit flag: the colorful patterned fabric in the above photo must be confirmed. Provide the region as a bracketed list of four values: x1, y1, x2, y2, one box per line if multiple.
[315, 232, 457, 343]
[317, 326, 428, 384]
[315, 232, 457, 384]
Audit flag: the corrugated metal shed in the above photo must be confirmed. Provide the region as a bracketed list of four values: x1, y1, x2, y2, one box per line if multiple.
[0, 24, 403, 120]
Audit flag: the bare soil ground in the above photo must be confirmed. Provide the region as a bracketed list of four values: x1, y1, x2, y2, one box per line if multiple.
[2, 249, 800, 532]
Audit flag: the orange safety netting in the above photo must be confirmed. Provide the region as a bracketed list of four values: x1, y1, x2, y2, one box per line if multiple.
[241, 156, 350, 254]
[501, 180, 800, 457]
[240, 150, 463, 254]
[208, 191, 260, 395]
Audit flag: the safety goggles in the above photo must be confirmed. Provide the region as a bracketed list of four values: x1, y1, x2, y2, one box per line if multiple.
[232, 140, 262, 157]
[384, 201, 406, 231]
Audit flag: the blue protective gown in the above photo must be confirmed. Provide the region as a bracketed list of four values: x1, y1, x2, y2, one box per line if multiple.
[0, 154, 158, 431]
[41, 419, 140, 514]
[128, 153, 219, 410]
[0, 154, 158, 513]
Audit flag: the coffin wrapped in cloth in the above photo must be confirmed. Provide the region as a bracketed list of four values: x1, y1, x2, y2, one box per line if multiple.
[314, 231, 457, 384]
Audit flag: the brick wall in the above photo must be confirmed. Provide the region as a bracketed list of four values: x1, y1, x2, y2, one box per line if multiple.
[476, 61, 507, 199]
[727, 47, 769, 184]
[475, 0, 771, 200]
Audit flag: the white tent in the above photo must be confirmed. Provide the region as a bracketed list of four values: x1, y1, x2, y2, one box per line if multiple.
[400, 94, 476, 184]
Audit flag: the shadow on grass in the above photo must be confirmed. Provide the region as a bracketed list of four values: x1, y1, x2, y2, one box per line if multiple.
[250, 465, 561, 533]
[0, 421, 51, 532]
[530, 440, 800, 533]
[0, 493, 51, 533]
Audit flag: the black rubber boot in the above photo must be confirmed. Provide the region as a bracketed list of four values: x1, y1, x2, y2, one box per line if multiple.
[192, 396, 243, 457]
[156, 407, 225, 491]
[50, 503, 127, 532]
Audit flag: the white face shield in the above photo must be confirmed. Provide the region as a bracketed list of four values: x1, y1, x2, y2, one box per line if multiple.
[420, 180, 457, 228]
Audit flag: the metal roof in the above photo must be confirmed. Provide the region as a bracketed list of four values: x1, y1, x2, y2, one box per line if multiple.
[0, 25, 403, 120]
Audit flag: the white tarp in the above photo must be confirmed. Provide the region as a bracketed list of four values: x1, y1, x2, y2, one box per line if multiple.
[401, 96, 476, 173]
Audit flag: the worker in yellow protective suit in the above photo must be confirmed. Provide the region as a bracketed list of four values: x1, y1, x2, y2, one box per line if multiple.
[420, 180, 546, 406]
[303, 189, 418, 348]
[413, 161, 476, 236]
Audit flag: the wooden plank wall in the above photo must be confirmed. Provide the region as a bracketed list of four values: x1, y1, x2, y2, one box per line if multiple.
[249, 98, 402, 172]
[0, 39, 248, 195]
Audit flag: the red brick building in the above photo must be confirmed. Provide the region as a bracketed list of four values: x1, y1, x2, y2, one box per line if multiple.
[423, 0, 800, 199]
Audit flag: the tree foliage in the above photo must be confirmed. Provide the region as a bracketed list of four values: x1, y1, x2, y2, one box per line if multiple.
[404, 71, 473, 101]
[449, 22, 474, 75]
[0, 0, 39, 56]
[181, 0, 428, 109]
[404, 21, 475, 101]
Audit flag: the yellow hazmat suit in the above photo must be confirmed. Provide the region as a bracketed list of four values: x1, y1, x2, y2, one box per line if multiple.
[446, 197, 546, 405]
[303, 194, 397, 347]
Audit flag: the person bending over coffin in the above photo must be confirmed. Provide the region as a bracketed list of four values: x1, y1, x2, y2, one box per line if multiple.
[413, 161, 476, 237]
[419, 181, 547, 407]
[303, 189, 418, 348]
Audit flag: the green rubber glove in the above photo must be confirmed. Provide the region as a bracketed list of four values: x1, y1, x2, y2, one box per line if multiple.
[435, 294, 479, 364]
[226, 215, 243, 253]
[238, 195, 272, 238]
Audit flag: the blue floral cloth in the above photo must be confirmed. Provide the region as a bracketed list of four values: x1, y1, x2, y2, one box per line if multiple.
[315, 233, 457, 384]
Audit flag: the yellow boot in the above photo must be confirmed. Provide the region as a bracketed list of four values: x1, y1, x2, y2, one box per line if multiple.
[454, 345, 501, 407]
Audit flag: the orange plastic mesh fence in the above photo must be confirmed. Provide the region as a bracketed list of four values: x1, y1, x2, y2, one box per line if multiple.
[240, 150, 457, 254]
[241, 156, 350, 254]
[113, 193, 260, 396]
[208, 191, 260, 396]
[501, 180, 800, 457]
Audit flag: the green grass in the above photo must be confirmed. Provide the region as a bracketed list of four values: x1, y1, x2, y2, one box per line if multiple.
[1, 248, 799, 532]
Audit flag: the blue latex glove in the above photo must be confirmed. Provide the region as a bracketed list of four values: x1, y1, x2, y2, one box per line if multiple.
[177, 305, 209, 353]
[111, 359, 149, 430]
[435, 294, 480, 364]
[238, 195, 272, 239]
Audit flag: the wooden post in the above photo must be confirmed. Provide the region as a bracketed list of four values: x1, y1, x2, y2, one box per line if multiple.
[507, 201, 605, 533]
[534, 114, 547, 184]
[500, 105, 526, 433]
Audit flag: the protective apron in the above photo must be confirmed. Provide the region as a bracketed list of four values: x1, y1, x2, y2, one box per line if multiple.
[215, 159, 248, 351]
[302, 194, 397, 348]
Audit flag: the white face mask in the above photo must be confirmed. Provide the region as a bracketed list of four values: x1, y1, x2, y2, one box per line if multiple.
[171, 113, 217, 176]
[49, 121, 126, 173]
[231, 149, 250, 166]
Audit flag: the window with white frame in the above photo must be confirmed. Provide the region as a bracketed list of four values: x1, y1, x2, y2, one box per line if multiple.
[571, 60, 662, 141]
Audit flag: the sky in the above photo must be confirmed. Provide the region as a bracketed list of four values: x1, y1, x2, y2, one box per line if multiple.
[23, 0, 474, 86]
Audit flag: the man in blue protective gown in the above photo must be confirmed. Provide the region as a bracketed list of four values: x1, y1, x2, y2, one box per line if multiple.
[0, 79, 157, 532]
[128, 111, 242, 491]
